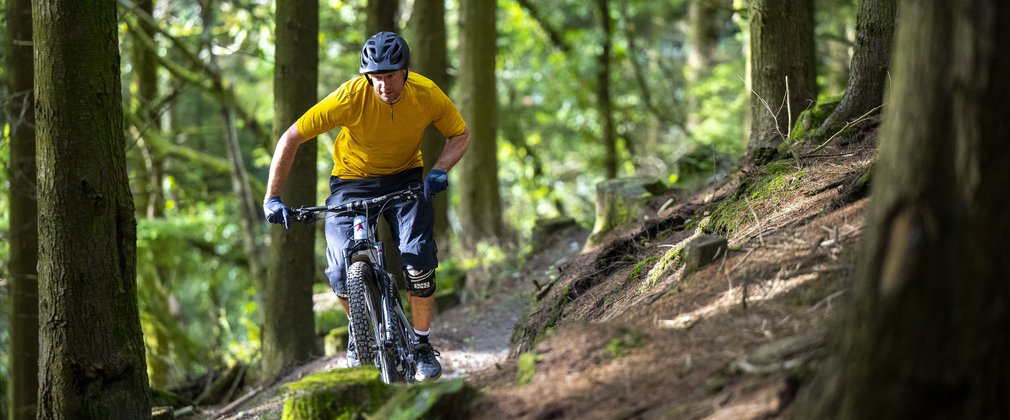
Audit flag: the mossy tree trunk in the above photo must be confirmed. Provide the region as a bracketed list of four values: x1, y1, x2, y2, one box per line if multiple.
[597, 0, 617, 179]
[457, 0, 505, 246]
[264, 0, 320, 379]
[796, 1, 1010, 418]
[816, 0, 895, 138]
[33, 0, 152, 417]
[6, 0, 38, 416]
[747, 0, 817, 156]
[408, 0, 451, 243]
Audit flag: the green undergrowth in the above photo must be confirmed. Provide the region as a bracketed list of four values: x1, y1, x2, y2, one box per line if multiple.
[706, 160, 805, 237]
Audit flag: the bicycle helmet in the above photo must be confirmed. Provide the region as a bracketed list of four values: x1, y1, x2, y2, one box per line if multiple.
[359, 31, 410, 74]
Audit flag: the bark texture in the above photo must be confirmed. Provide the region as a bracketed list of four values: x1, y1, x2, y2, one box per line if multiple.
[263, 0, 320, 379]
[747, 0, 817, 154]
[795, 1, 1010, 418]
[597, 0, 617, 179]
[367, 0, 399, 34]
[7, 0, 39, 417]
[457, 0, 505, 245]
[33, 0, 152, 417]
[816, 0, 895, 138]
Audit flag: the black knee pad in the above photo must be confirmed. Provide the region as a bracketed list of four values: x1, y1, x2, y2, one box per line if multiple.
[404, 267, 436, 297]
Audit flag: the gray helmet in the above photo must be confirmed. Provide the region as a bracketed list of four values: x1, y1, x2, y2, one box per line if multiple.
[359, 31, 410, 74]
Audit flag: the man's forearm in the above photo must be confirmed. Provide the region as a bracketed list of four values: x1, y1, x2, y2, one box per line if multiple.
[265, 124, 308, 200]
[432, 126, 471, 172]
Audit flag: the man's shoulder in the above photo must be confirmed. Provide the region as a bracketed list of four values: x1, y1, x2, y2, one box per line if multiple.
[338, 76, 370, 94]
[406, 72, 442, 92]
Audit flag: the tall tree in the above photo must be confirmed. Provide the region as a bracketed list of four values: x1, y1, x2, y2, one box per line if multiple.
[6, 0, 39, 417]
[33, 0, 152, 416]
[130, 0, 166, 218]
[685, 0, 725, 132]
[747, 0, 816, 158]
[796, 0, 1010, 417]
[408, 0, 451, 241]
[816, 0, 895, 137]
[457, 0, 504, 245]
[263, 0, 319, 379]
[367, 0, 399, 34]
[597, 0, 617, 179]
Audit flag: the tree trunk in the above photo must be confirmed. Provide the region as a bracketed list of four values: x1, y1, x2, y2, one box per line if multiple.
[816, 0, 895, 137]
[131, 0, 165, 218]
[6, 0, 38, 417]
[263, 0, 320, 379]
[367, 0, 399, 34]
[747, 0, 816, 156]
[795, 1, 1010, 418]
[33, 0, 152, 417]
[685, 0, 724, 132]
[457, 0, 504, 246]
[407, 0, 451, 242]
[597, 0, 617, 179]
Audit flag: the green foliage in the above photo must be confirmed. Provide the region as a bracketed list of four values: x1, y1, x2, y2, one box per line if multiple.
[516, 352, 542, 385]
[135, 199, 261, 385]
[605, 328, 647, 358]
[315, 308, 348, 337]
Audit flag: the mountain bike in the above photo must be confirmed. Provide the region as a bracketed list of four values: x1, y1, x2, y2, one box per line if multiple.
[291, 185, 421, 384]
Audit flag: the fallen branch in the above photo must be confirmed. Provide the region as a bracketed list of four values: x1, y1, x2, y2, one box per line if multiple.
[212, 386, 264, 419]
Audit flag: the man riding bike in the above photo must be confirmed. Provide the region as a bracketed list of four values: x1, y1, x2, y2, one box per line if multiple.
[263, 31, 470, 381]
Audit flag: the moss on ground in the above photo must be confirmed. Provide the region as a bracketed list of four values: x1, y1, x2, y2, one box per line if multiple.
[281, 368, 390, 420]
[706, 160, 804, 236]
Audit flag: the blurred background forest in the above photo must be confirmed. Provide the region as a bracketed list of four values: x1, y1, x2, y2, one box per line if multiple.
[0, 0, 861, 410]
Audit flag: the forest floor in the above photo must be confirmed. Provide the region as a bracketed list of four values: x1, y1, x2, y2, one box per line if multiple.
[206, 121, 878, 420]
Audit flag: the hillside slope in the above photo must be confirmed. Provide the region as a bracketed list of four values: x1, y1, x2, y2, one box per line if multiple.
[467, 124, 878, 419]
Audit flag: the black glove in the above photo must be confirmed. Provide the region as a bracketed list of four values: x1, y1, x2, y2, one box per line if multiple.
[263, 196, 290, 228]
[424, 169, 448, 201]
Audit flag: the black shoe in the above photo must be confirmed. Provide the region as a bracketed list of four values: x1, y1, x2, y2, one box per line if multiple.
[346, 339, 360, 368]
[414, 342, 442, 381]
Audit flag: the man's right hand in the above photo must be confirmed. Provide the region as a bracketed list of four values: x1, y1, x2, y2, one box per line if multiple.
[264, 196, 290, 228]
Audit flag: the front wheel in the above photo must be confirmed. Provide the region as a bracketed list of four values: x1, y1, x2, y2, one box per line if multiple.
[347, 261, 380, 366]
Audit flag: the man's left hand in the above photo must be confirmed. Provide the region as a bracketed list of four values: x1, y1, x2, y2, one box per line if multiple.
[424, 169, 448, 200]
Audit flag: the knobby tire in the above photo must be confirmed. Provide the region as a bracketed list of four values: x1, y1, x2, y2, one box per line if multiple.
[347, 261, 380, 366]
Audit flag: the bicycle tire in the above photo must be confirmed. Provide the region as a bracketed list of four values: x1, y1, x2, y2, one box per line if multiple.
[346, 261, 380, 366]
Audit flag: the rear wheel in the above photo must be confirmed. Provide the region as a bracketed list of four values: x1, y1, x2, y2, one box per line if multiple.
[347, 261, 380, 366]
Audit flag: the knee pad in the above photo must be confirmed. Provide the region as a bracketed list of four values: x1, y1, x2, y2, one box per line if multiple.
[404, 267, 436, 297]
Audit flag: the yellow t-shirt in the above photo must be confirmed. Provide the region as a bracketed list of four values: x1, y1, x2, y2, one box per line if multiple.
[296, 73, 466, 179]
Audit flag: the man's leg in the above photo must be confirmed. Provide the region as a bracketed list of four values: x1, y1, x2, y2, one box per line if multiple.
[387, 182, 442, 380]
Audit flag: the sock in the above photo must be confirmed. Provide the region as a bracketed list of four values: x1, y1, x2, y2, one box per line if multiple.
[415, 329, 430, 344]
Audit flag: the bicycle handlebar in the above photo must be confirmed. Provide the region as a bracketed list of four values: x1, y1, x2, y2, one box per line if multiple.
[290, 184, 422, 223]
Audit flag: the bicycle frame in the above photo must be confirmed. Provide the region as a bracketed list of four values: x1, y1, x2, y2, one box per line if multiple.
[343, 215, 419, 362]
[293, 185, 422, 383]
